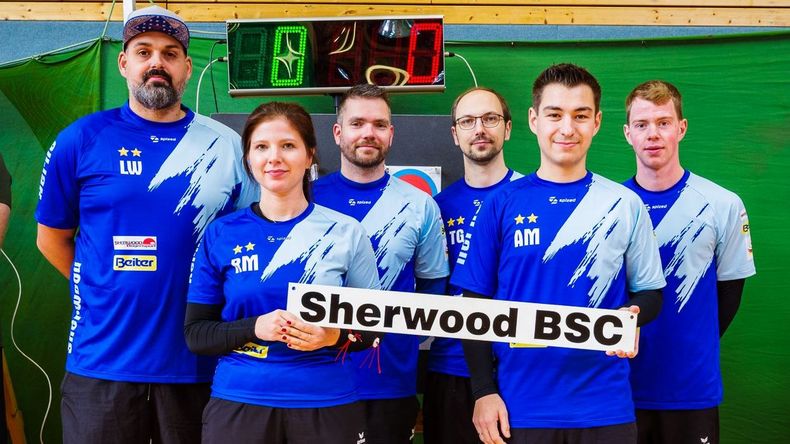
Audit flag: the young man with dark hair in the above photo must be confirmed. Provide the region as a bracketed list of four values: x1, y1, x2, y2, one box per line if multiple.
[452, 63, 666, 444]
[312, 84, 449, 443]
[623, 80, 755, 444]
[35, 6, 256, 443]
[423, 86, 523, 444]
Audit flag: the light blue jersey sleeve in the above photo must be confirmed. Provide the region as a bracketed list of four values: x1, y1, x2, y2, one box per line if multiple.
[713, 190, 756, 280]
[624, 191, 667, 292]
[192, 114, 259, 210]
[415, 196, 450, 280]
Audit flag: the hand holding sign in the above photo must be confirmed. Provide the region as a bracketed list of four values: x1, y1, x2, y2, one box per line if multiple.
[254, 309, 294, 342]
[255, 309, 342, 351]
[283, 321, 341, 352]
[606, 305, 641, 358]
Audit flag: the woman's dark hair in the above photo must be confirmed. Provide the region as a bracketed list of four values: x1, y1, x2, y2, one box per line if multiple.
[241, 101, 319, 200]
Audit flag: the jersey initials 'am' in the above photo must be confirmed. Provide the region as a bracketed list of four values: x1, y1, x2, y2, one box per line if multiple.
[514, 228, 540, 247]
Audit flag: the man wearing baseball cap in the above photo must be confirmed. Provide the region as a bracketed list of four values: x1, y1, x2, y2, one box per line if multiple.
[35, 5, 256, 443]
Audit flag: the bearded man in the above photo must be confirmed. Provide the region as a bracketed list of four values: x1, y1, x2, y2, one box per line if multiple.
[35, 6, 256, 443]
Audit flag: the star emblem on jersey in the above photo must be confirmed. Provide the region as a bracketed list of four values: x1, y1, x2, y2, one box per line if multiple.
[514, 214, 525, 224]
[245, 242, 255, 252]
[447, 218, 455, 227]
[131, 148, 142, 157]
[118, 147, 129, 156]
[233, 244, 243, 254]
[527, 213, 538, 223]
[456, 216, 465, 225]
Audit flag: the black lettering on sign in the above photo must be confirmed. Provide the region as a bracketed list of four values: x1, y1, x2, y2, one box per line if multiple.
[383, 305, 401, 328]
[403, 307, 438, 330]
[466, 312, 490, 335]
[594, 315, 623, 346]
[564, 312, 590, 343]
[357, 304, 381, 327]
[329, 293, 354, 324]
[301, 291, 326, 322]
[439, 310, 464, 333]
[534, 310, 561, 340]
[493, 308, 518, 338]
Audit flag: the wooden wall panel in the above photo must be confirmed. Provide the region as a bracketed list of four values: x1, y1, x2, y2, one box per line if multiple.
[1, 1, 788, 26]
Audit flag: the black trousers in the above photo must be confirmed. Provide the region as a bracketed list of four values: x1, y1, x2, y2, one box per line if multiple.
[422, 372, 477, 444]
[201, 397, 365, 444]
[636, 408, 719, 444]
[61, 372, 210, 444]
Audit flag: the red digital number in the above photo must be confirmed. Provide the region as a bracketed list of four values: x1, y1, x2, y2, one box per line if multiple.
[406, 22, 442, 84]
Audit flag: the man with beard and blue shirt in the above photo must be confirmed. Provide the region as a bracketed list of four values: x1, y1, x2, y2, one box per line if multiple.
[622, 80, 755, 444]
[35, 6, 256, 443]
[423, 87, 522, 444]
[312, 84, 449, 443]
[452, 64, 666, 444]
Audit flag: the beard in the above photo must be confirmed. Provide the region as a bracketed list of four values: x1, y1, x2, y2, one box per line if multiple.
[129, 69, 184, 110]
[340, 139, 390, 168]
[462, 137, 504, 165]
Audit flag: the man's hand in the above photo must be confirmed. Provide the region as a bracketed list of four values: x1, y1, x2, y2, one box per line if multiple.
[606, 305, 640, 358]
[473, 393, 510, 444]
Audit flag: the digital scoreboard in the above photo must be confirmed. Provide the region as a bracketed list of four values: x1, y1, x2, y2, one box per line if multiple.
[226, 16, 445, 96]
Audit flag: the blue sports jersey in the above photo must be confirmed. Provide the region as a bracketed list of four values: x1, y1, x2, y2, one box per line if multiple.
[313, 172, 449, 399]
[428, 169, 523, 378]
[188, 203, 380, 408]
[451, 171, 666, 428]
[624, 171, 755, 410]
[35, 103, 257, 383]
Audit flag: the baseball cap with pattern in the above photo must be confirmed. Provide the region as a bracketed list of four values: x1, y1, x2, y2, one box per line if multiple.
[123, 5, 190, 53]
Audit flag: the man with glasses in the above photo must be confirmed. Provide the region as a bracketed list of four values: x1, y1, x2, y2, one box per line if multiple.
[451, 64, 665, 444]
[312, 84, 449, 443]
[423, 87, 523, 444]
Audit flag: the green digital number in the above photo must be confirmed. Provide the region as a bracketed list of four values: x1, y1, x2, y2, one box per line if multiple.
[270, 25, 308, 87]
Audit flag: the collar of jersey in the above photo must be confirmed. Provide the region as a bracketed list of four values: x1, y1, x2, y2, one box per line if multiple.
[336, 171, 390, 190]
[247, 202, 315, 227]
[629, 169, 690, 197]
[528, 170, 593, 189]
[462, 169, 516, 193]
[121, 101, 194, 128]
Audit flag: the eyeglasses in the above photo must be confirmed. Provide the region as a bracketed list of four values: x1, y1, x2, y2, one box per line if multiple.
[454, 113, 504, 130]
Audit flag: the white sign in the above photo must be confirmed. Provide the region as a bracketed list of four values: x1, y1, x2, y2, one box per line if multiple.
[287, 283, 638, 353]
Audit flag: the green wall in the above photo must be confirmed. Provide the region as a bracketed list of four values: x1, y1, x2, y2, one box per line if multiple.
[1, 32, 788, 443]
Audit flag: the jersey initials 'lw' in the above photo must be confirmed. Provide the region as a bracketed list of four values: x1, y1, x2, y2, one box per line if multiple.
[231, 254, 259, 273]
[120, 160, 142, 176]
[514, 228, 540, 247]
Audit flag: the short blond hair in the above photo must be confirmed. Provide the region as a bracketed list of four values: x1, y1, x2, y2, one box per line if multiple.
[625, 80, 683, 122]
